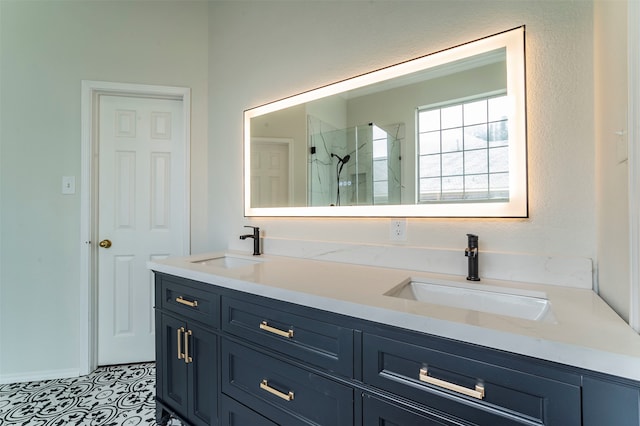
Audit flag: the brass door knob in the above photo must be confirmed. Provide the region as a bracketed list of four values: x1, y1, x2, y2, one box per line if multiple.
[99, 239, 112, 249]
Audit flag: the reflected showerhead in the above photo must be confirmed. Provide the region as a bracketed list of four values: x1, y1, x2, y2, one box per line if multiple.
[331, 153, 350, 164]
[331, 153, 351, 207]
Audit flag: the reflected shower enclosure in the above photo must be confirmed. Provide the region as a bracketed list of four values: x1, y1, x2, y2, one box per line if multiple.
[308, 115, 404, 207]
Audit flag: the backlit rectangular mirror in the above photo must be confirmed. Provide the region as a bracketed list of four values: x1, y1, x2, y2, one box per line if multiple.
[244, 27, 527, 217]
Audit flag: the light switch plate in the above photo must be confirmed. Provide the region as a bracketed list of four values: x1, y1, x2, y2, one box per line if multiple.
[62, 176, 75, 194]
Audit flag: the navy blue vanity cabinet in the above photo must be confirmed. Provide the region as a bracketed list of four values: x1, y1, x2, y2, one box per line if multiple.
[362, 332, 582, 426]
[221, 295, 354, 377]
[155, 275, 219, 426]
[153, 271, 640, 426]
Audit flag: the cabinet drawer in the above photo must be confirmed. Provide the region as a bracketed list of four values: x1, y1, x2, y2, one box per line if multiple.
[222, 296, 354, 377]
[363, 334, 580, 426]
[159, 276, 220, 328]
[363, 394, 465, 426]
[221, 338, 354, 426]
[220, 395, 278, 426]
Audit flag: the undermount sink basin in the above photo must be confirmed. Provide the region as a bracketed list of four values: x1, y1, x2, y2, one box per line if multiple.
[385, 278, 552, 321]
[192, 254, 263, 269]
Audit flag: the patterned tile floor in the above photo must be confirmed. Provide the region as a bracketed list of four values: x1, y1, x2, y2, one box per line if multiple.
[0, 363, 182, 426]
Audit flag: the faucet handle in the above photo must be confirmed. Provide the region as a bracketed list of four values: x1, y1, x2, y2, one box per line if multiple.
[244, 225, 259, 235]
[465, 234, 480, 281]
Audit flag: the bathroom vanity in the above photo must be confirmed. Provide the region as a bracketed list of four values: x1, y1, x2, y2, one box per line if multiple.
[150, 252, 640, 426]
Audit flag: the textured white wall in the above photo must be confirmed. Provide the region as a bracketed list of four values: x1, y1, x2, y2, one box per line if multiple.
[210, 3, 596, 262]
[0, 1, 209, 380]
[2, 0, 629, 382]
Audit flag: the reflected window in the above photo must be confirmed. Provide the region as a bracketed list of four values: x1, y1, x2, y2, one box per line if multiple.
[417, 94, 509, 202]
[372, 125, 389, 204]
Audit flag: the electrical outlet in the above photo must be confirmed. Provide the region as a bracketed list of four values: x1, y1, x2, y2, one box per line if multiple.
[390, 219, 407, 241]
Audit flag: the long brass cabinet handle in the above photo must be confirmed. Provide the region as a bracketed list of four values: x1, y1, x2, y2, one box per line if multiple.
[259, 321, 294, 338]
[184, 330, 193, 364]
[260, 379, 294, 401]
[177, 327, 185, 360]
[419, 368, 485, 400]
[176, 296, 198, 308]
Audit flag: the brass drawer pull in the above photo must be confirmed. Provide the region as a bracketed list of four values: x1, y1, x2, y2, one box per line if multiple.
[184, 330, 193, 364]
[419, 368, 485, 400]
[260, 379, 294, 401]
[259, 321, 294, 338]
[177, 327, 185, 360]
[176, 296, 198, 308]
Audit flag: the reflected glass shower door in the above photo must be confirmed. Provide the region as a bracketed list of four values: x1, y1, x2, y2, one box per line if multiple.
[308, 115, 404, 207]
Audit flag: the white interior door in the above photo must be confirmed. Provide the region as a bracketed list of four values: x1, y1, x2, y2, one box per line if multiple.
[251, 138, 292, 207]
[97, 94, 185, 365]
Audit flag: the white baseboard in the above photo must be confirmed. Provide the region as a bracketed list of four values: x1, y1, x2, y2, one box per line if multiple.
[0, 368, 80, 385]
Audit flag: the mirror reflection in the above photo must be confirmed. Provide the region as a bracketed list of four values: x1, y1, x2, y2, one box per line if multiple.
[245, 27, 526, 217]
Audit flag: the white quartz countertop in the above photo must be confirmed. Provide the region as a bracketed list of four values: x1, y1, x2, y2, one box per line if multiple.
[148, 251, 640, 381]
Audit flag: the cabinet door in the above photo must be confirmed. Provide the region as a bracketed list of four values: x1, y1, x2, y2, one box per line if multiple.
[582, 376, 640, 426]
[363, 394, 466, 426]
[186, 322, 218, 426]
[158, 312, 189, 416]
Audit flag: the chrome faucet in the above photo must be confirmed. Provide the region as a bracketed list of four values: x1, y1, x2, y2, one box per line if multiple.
[239, 226, 261, 256]
[465, 233, 480, 281]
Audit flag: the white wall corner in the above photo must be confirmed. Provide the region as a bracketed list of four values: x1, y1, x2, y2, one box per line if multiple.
[628, 0, 640, 333]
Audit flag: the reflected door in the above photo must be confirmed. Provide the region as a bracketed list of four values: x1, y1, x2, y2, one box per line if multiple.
[97, 95, 185, 365]
[250, 139, 291, 208]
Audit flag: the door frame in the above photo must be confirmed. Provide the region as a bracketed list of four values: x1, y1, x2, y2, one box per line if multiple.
[79, 81, 191, 375]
